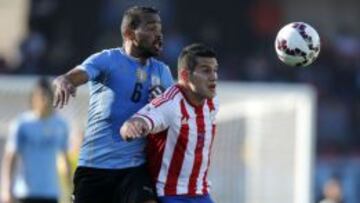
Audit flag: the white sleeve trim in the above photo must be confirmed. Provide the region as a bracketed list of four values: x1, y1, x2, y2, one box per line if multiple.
[134, 113, 154, 131]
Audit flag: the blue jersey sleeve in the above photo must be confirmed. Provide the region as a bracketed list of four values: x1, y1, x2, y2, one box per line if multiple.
[79, 50, 110, 80]
[5, 119, 22, 153]
[160, 65, 174, 88]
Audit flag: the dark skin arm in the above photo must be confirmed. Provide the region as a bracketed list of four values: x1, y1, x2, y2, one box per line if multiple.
[53, 66, 89, 108]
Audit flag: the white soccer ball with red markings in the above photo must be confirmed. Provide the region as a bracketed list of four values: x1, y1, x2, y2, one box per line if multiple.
[275, 22, 320, 67]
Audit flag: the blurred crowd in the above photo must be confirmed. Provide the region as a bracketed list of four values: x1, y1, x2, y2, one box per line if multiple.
[0, 0, 359, 202]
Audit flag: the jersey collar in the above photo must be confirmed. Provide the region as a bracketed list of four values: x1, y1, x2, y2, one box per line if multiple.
[176, 84, 205, 110]
[119, 47, 151, 66]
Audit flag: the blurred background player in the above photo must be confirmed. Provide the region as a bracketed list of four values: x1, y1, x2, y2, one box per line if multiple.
[121, 43, 218, 203]
[319, 177, 343, 203]
[0, 78, 71, 203]
[52, 6, 173, 203]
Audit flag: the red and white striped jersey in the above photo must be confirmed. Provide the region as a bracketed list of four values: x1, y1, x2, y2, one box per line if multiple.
[134, 84, 219, 196]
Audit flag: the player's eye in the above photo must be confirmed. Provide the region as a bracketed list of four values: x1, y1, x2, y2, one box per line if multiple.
[147, 24, 161, 31]
[203, 67, 217, 73]
[203, 68, 212, 74]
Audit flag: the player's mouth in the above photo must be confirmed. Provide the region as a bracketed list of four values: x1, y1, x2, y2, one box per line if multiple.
[153, 40, 163, 52]
[208, 84, 216, 92]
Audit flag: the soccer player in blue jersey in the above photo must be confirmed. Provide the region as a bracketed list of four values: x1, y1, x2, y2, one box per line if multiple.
[1, 78, 71, 203]
[52, 6, 173, 203]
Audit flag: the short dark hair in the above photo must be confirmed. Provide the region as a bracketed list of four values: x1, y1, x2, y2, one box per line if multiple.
[121, 6, 159, 36]
[178, 43, 217, 73]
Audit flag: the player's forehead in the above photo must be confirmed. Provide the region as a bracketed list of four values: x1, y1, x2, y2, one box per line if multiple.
[195, 57, 218, 68]
[139, 13, 161, 26]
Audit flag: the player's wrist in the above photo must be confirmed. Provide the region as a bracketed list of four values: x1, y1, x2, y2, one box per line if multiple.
[139, 118, 151, 135]
[62, 75, 75, 86]
[132, 115, 153, 133]
[54, 75, 70, 87]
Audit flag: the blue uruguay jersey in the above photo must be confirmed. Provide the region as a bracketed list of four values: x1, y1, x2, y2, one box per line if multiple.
[78, 47, 173, 169]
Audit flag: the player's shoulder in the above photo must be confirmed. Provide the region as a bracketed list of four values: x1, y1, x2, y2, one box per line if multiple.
[150, 58, 170, 69]
[17, 111, 36, 122]
[91, 47, 120, 59]
[11, 111, 36, 128]
[150, 85, 181, 108]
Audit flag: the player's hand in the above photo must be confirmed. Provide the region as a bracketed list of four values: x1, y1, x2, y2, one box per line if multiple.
[52, 75, 76, 108]
[120, 117, 149, 141]
[149, 85, 165, 101]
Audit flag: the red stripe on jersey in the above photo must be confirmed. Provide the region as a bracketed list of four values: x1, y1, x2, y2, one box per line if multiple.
[152, 86, 180, 108]
[188, 105, 206, 195]
[154, 89, 180, 108]
[164, 99, 189, 195]
[207, 99, 215, 111]
[169, 88, 180, 99]
[202, 124, 216, 194]
[147, 129, 168, 184]
[151, 86, 177, 106]
[165, 86, 177, 97]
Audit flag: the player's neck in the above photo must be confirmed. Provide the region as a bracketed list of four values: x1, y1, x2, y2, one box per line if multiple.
[123, 43, 148, 65]
[178, 83, 205, 107]
[34, 107, 53, 119]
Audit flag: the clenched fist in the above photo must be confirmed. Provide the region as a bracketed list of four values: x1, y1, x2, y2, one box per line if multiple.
[120, 117, 150, 141]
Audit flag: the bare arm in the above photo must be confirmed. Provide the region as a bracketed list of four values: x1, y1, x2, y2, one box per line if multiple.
[1, 151, 17, 203]
[120, 117, 151, 141]
[53, 67, 89, 108]
[58, 151, 72, 188]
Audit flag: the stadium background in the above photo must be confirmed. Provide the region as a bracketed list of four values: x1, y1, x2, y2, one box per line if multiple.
[0, 0, 359, 202]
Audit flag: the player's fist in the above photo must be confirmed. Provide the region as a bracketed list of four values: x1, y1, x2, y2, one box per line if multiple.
[149, 85, 165, 101]
[52, 75, 76, 108]
[120, 117, 150, 141]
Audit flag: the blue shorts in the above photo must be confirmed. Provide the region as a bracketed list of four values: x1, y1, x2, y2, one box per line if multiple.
[158, 194, 214, 203]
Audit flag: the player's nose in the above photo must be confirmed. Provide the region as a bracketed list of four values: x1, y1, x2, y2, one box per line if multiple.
[209, 71, 218, 81]
[155, 33, 163, 42]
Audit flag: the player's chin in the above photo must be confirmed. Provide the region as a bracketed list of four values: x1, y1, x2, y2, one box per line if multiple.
[206, 90, 216, 99]
[144, 49, 160, 58]
[140, 47, 159, 58]
[151, 47, 162, 56]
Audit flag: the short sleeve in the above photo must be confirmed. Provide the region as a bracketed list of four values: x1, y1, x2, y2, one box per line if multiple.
[134, 100, 172, 134]
[5, 120, 22, 153]
[160, 65, 174, 89]
[78, 50, 110, 80]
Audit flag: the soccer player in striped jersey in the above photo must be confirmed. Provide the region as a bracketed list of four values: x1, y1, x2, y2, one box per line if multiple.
[52, 6, 173, 203]
[121, 43, 219, 203]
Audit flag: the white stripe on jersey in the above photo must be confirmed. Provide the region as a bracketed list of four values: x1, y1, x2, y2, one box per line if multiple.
[196, 103, 213, 194]
[176, 102, 197, 194]
[156, 118, 181, 196]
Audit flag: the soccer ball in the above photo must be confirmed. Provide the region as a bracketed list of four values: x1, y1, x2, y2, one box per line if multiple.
[275, 22, 320, 67]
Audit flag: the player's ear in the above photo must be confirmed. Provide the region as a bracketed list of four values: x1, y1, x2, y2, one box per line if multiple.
[179, 68, 190, 82]
[123, 28, 135, 41]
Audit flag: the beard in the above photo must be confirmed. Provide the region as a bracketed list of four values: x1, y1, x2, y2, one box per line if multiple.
[142, 48, 157, 58]
[137, 43, 159, 58]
